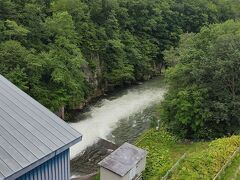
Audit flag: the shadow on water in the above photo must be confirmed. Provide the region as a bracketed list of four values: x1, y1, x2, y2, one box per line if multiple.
[69, 76, 166, 177]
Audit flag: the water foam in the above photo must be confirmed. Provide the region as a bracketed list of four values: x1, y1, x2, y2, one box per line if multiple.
[70, 87, 166, 159]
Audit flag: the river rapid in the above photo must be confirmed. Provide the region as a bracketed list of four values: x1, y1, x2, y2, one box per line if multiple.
[69, 77, 166, 176]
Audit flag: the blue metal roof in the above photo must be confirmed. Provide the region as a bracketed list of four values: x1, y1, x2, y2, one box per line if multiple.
[0, 75, 82, 180]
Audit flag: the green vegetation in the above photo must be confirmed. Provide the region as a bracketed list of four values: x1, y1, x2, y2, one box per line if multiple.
[218, 152, 240, 180]
[162, 20, 240, 139]
[135, 2, 240, 179]
[136, 129, 177, 178]
[170, 136, 240, 179]
[136, 129, 240, 180]
[135, 129, 209, 179]
[1, 1, 240, 178]
[155, 2, 240, 179]
[1, 0, 240, 112]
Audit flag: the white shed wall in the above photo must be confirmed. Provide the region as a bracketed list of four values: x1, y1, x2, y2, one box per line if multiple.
[100, 157, 146, 180]
[136, 157, 146, 176]
[100, 167, 131, 180]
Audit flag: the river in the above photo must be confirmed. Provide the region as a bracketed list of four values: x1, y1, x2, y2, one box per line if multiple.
[69, 77, 166, 177]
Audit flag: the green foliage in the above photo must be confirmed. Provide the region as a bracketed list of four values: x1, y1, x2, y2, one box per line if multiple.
[170, 136, 240, 179]
[137, 129, 240, 180]
[172, 0, 218, 32]
[136, 129, 177, 179]
[0, 40, 32, 90]
[136, 129, 209, 179]
[0, 0, 239, 112]
[3, 20, 29, 40]
[219, 152, 240, 180]
[162, 20, 240, 138]
[37, 11, 86, 110]
[103, 39, 134, 86]
[213, 0, 240, 21]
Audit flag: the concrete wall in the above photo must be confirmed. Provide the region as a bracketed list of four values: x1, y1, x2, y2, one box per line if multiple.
[136, 157, 146, 177]
[100, 157, 146, 180]
[100, 167, 131, 180]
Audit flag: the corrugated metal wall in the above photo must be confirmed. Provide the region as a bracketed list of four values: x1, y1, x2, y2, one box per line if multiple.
[16, 149, 70, 180]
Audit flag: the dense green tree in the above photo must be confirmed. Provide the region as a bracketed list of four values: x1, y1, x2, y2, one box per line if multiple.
[213, 0, 240, 21]
[36, 12, 86, 110]
[0, 0, 239, 114]
[172, 0, 218, 32]
[121, 31, 153, 80]
[161, 20, 240, 138]
[0, 40, 30, 90]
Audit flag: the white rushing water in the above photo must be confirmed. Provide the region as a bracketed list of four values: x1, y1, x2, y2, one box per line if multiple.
[69, 83, 166, 159]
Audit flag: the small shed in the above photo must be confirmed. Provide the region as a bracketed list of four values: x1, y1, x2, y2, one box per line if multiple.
[0, 75, 82, 180]
[98, 143, 147, 180]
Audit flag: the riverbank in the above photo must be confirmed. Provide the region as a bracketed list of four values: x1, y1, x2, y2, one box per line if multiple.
[135, 129, 240, 179]
[64, 74, 164, 122]
[71, 139, 118, 178]
[69, 76, 166, 177]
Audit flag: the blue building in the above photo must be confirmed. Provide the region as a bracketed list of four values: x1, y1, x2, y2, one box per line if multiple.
[0, 75, 82, 180]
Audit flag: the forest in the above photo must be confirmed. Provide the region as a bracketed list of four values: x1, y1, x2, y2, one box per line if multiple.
[0, 0, 238, 107]
[2, 1, 240, 179]
[0, 0, 240, 139]
[162, 20, 240, 139]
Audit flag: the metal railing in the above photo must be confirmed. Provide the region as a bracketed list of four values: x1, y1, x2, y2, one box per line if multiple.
[162, 153, 187, 180]
[213, 147, 240, 180]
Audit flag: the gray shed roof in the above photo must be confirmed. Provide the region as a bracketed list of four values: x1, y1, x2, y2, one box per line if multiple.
[98, 143, 147, 177]
[0, 75, 82, 180]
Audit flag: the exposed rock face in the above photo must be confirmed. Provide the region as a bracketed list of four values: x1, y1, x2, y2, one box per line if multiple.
[63, 57, 164, 116]
[75, 55, 105, 111]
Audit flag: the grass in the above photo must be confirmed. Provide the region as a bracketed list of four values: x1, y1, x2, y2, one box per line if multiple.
[135, 129, 240, 180]
[94, 128, 240, 180]
[170, 136, 240, 180]
[135, 129, 209, 179]
[94, 172, 100, 180]
[218, 152, 240, 180]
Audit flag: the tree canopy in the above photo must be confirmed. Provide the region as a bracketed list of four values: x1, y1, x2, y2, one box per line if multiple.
[162, 20, 240, 139]
[0, 0, 239, 111]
